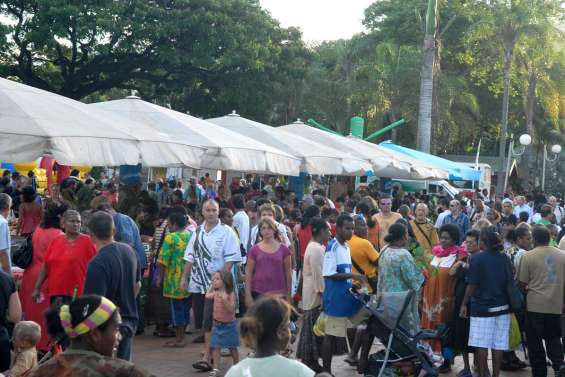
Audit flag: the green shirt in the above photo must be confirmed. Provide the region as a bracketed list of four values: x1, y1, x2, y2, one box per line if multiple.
[158, 231, 191, 299]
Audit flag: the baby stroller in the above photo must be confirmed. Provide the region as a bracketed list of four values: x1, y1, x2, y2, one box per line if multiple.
[351, 289, 448, 377]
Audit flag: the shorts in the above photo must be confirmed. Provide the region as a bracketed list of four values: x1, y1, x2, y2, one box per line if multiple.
[202, 298, 214, 332]
[325, 308, 370, 338]
[210, 321, 240, 349]
[469, 314, 510, 351]
[170, 297, 191, 327]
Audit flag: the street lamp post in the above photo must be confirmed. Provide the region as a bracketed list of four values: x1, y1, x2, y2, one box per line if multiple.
[503, 133, 562, 193]
[542, 144, 562, 192]
[503, 134, 531, 194]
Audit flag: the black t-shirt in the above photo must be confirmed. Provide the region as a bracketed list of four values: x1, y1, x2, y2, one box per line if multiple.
[84, 242, 140, 323]
[0, 271, 15, 328]
[467, 250, 511, 317]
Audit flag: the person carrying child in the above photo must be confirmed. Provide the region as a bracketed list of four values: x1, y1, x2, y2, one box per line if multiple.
[206, 269, 240, 377]
[2, 321, 40, 377]
[157, 209, 191, 348]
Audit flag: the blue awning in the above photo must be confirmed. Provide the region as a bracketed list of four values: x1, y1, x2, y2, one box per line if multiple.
[379, 142, 482, 181]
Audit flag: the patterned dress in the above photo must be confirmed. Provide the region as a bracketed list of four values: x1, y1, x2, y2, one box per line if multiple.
[145, 220, 170, 325]
[158, 231, 191, 299]
[421, 247, 465, 351]
[377, 246, 425, 335]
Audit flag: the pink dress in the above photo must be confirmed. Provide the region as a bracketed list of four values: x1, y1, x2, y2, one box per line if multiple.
[19, 227, 63, 351]
[19, 203, 41, 235]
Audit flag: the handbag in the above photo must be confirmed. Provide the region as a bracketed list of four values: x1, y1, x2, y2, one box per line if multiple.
[505, 256, 523, 312]
[351, 257, 379, 292]
[12, 234, 33, 269]
[508, 313, 521, 349]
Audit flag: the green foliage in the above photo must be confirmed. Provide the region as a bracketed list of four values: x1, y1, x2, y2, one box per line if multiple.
[2, 0, 565, 192]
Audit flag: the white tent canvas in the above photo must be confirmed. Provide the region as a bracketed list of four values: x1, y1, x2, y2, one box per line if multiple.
[92, 98, 301, 176]
[280, 122, 448, 180]
[207, 112, 373, 176]
[0, 78, 206, 167]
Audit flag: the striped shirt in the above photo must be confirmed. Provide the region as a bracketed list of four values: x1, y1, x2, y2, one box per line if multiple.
[184, 221, 241, 294]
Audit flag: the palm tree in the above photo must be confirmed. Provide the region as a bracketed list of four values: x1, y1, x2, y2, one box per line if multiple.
[468, 0, 562, 193]
[416, 0, 438, 153]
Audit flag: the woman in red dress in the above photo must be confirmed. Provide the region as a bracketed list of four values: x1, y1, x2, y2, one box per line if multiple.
[32, 210, 97, 307]
[16, 187, 42, 236]
[19, 202, 67, 352]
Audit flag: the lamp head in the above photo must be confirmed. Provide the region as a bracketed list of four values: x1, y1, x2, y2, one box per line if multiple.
[551, 144, 562, 154]
[519, 134, 532, 146]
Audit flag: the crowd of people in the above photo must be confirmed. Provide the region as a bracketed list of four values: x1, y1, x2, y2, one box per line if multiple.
[0, 168, 564, 377]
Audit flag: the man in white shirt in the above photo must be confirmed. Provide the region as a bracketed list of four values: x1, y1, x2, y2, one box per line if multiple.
[434, 197, 451, 229]
[250, 203, 291, 247]
[548, 196, 564, 225]
[513, 196, 533, 221]
[0, 193, 11, 274]
[181, 199, 241, 372]
[231, 194, 249, 254]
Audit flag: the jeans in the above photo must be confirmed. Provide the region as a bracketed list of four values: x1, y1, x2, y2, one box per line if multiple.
[0, 327, 10, 371]
[525, 311, 563, 377]
[117, 318, 137, 361]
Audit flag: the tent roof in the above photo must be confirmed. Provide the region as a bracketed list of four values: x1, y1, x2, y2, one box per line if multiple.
[379, 142, 481, 181]
[207, 113, 372, 176]
[279, 122, 448, 180]
[0, 78, 206, 166]
[92, 98, 301, 175]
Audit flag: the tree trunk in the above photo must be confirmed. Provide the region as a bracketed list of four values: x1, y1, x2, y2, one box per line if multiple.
[417, 35, 435, 153]
[417, 0, 437, 153]
[496, 47, 514, 195]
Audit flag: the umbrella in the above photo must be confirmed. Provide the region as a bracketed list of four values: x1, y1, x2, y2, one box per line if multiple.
[0, 77, 206, 167]
[91, 98, 301, 176]
[280, 121, 448, 180]
[207, 112, 373, 176]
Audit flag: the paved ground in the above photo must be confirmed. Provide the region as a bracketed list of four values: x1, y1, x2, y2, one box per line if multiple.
[132, 325, 533, 377]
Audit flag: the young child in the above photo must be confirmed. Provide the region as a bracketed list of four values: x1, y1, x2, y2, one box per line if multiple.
[158, 210, 191, 348]
[206, 270, 240, 377]
[4, 321, 40, 377]
[224, 296, 314, 377]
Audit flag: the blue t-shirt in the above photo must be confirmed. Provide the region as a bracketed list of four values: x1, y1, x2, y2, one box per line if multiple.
[113, 213, 147, 269]
[322, 238, 362, 317]
[467, 250, 511, 317]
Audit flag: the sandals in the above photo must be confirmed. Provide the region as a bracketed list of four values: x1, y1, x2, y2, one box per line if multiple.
[209, 369, 220, 377]
[192, 360, 213, 372]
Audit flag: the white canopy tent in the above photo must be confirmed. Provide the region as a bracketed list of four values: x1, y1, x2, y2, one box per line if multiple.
[0, 78, 206, 167]
[207, 112, 373, 176]
[92, 97, 301, 176]
[344, 136, 449, 180]
[280, 121, 449, 180]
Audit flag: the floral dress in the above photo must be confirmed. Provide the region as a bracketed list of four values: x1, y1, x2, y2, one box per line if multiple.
[377, 246, 425, 335]
[421, 246, 466, 351]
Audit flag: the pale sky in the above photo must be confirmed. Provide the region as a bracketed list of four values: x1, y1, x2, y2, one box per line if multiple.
[260, 0, 375, 42]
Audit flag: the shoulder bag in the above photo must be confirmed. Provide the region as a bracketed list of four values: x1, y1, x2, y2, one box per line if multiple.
[12, 234, 33, 269]
[504, 255, 523, 312]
